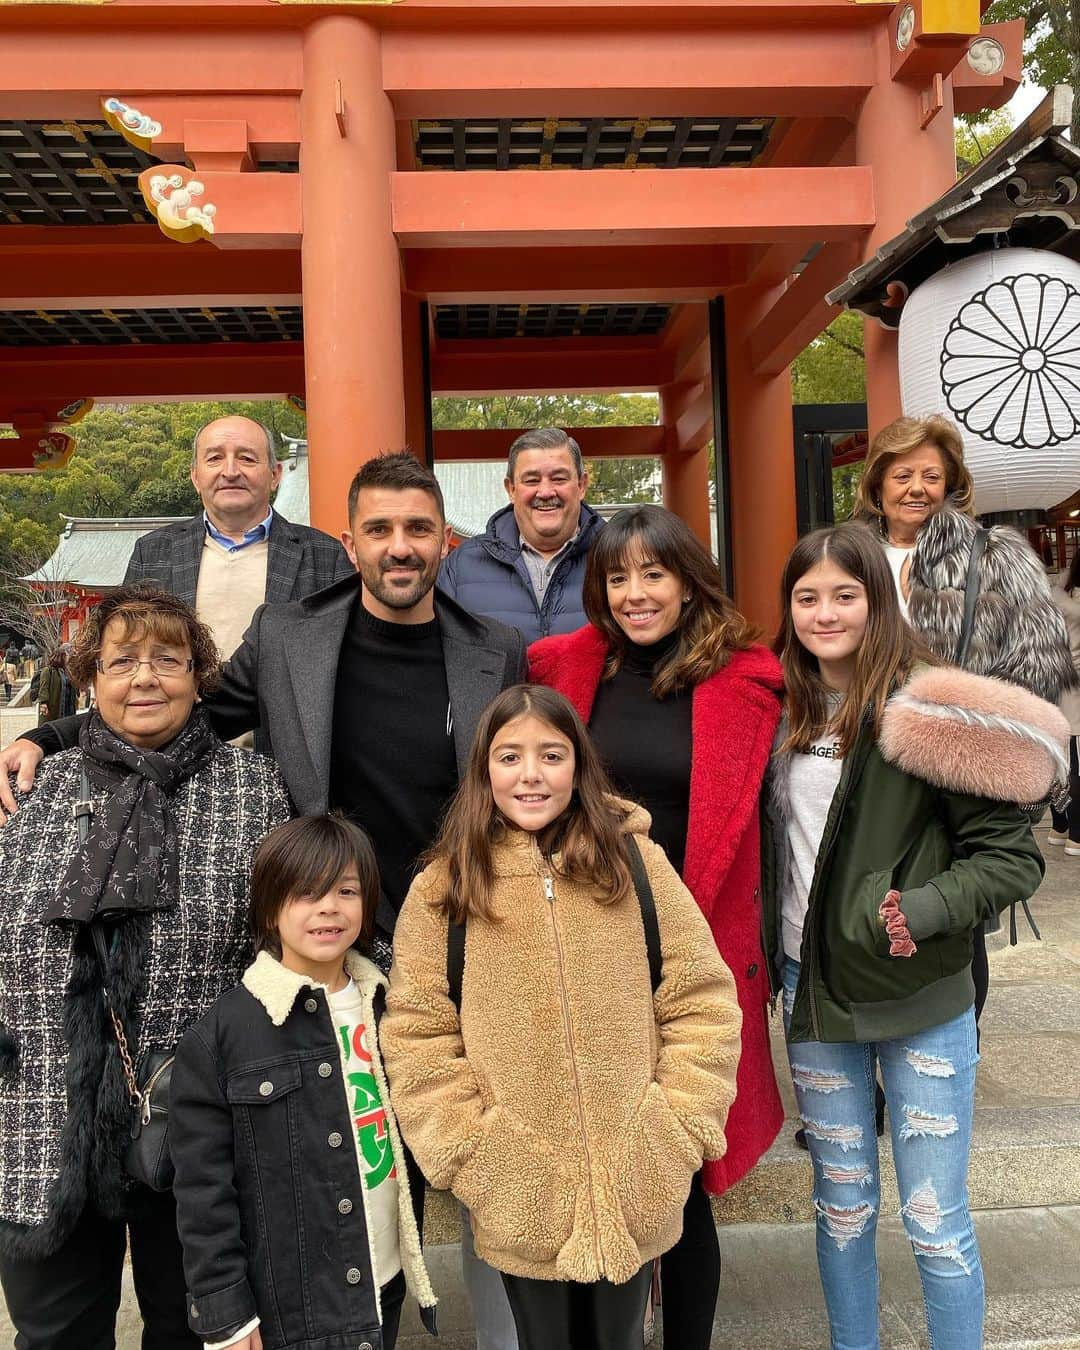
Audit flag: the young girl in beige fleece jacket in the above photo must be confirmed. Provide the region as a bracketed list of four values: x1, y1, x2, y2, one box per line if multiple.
[381, 684, 744, 1350]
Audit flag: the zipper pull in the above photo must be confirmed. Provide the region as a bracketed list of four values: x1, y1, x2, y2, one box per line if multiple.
[542, 876, 554, 902]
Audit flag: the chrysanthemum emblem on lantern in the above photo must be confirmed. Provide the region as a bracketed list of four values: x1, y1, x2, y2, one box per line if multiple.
[900, 248, 1080, 514]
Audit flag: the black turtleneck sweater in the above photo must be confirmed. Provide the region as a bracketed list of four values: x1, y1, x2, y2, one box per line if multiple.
[328, 600, 458, 923]
[588, 630, 693, 876]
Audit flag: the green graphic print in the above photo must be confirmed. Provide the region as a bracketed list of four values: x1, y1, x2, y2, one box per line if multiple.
[338, 1018, 397, 1190]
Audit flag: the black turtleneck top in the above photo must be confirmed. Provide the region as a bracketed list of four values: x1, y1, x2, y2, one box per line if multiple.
[588, 629, 693, 876]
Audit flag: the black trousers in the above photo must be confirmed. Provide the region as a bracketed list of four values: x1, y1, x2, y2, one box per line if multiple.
[0, 1192, 197, 1350]
[379, 1269, 407, 1350]
[1051, 736, 1080, 843]
[501, 1261, 653, 1350]
[659, 1170, 721, 1350]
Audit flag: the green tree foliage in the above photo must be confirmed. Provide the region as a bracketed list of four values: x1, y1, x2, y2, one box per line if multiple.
[954, 108, 1016, 173]
[791, 310, 866, 406]
[0, 400, 305, 571]
[981, 0, 1077, 136]
[432, 393, 663, 503]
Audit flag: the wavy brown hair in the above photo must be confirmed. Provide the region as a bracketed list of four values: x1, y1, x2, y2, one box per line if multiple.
[583, 505, 757, 697]
[775, 523, 931, 756]
[429, 685, 633, 923]
[852, 414, 975, 528]
[68, 584, 220, 692]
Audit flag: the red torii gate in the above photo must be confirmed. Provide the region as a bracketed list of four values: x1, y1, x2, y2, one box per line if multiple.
[0, 0, 1022, 630]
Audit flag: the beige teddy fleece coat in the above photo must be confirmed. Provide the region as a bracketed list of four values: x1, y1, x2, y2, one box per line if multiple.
[381, 806, 743, 1285]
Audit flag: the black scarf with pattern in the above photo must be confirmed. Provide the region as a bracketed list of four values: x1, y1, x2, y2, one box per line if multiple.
[44, 706, 218, 925]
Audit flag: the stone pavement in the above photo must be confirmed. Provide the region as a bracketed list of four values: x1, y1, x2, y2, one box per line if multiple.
[2, 825, 1077, 1347]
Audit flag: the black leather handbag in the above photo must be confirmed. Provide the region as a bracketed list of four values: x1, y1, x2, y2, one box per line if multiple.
[77, 772, 176, 1192]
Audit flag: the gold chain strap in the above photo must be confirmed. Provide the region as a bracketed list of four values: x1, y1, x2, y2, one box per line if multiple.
[104, 996, 142, 1108]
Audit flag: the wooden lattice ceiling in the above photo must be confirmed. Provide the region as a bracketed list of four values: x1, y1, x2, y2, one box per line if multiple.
[413, 117, 774, 171]
[0, 122, 298, 227]
[433, 303, 672, 340]
[0, 305, 303, 346]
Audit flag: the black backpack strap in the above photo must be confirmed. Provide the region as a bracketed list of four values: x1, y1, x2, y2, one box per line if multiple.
[447, 918, 466, 1013]
[626, 836, 662, 995]
[954, 525, 989, 667]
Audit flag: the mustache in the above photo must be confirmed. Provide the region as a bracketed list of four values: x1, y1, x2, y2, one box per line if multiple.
[379, 557, 424, 573]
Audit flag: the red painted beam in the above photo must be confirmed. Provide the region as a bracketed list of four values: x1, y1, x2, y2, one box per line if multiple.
[404, 245, 752, 303]
[0, 30, 302, 100]
[138, 168, 301, 249]
[0, 343, 305, 404]
[0, 230, 301, 308]
[430, 337, 676, 395]
[392, 167, 876, 248]
[382, 24, 874, 119]
[434, 425, 665, 462]
[747, 238, 864, 374]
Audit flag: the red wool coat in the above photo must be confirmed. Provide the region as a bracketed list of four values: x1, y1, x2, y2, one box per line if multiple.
[528, 624, 785, 1196]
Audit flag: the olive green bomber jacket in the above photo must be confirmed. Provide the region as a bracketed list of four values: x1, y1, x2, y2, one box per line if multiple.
[762, 665, 1064, 1044]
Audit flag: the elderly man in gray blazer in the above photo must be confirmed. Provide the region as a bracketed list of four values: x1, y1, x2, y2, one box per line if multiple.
[126, 415, 354, 662]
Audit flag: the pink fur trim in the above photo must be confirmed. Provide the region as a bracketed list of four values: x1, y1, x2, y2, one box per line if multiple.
[879, 666, 1069, 803]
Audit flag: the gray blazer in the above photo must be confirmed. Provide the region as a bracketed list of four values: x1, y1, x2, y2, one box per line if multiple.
[124, 511, 354, 609]
[207, 578, 528, 815]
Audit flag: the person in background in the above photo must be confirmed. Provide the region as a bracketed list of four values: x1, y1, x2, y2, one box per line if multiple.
[0, 585, 291, 1348]
[37, 644, 75, 726]
[767, 523, 1055, 1350]
[1049, 548, 1080, 856]
[438, 427, 603, 644]
[529, 504, 784, 1350]
[171, 815, 437, 1350]
[383, 684, 743, 1350]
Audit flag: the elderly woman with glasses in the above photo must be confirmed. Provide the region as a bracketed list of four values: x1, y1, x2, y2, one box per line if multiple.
[0, 584, 291, 1350]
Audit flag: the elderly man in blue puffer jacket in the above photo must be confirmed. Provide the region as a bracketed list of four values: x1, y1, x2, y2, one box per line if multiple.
[439, 427, 604, 645]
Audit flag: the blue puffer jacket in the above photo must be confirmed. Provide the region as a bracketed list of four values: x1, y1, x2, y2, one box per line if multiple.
[438, 503, 604, 645]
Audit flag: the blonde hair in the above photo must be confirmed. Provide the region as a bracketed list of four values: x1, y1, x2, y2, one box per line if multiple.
[852, 414, 974, 527]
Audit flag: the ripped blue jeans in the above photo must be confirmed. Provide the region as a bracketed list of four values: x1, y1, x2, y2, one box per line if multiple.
[781, 958, 983, 1350]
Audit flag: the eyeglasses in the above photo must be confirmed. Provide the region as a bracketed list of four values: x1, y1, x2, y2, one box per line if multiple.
[95, 656, 194, 679]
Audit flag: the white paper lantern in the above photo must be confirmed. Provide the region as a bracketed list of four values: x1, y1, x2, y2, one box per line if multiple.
[899, 247, 1080, 514]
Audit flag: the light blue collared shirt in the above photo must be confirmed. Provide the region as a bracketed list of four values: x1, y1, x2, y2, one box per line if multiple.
[203, 507, 274, 554]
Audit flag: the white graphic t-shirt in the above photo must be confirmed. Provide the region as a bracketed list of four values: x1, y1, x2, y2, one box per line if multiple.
[328, 979, 402, 1285]
[782, 727, 844, 962]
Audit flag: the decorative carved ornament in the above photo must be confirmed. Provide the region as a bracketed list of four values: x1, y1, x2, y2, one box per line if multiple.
[138, 168, 217, 244]
[937, 160, 1080, 242]
[940, 273, 1080, 451]
[34, 432, 76, 470]
[101, 98, 161, 154]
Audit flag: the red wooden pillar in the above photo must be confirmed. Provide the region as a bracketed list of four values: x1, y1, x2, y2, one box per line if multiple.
[724, 284, 797, 636]
[301, 17, 406, 537]
[855, 34, 958, 434]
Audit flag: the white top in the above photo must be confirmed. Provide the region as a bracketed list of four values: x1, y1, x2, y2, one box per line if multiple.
[781, 726, 844, 962]
[882, 542, 913, 620]
[329, 978, 402, 1286]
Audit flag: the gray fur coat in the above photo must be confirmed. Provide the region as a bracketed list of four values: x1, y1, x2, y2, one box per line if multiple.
[908, 503, 1076, 704]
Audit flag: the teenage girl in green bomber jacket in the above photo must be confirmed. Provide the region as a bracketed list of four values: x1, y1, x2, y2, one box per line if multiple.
[762, 522, 1065, 1350]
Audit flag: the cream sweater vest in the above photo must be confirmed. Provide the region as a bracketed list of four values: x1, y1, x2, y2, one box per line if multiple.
[195, 535, 270, 661]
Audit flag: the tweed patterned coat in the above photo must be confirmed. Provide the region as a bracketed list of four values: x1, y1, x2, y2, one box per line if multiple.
[0, 742, 291, 1259]
[382, 805, 744, 1286]
[528, 625, 785, 1196]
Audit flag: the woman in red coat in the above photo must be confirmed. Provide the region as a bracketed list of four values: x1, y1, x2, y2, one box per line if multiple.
[529, 504, 784, 1348]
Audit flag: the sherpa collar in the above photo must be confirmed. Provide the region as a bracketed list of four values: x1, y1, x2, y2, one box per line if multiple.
[242, 949, 386, 1027]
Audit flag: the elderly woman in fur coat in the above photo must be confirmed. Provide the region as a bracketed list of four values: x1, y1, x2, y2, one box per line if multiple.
[529, 505, 783, 1350]
[0, 586, 291, 1349]
[851, 412, 1075, 1024]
